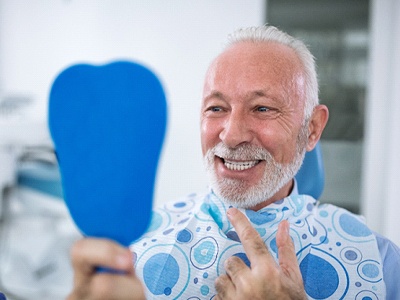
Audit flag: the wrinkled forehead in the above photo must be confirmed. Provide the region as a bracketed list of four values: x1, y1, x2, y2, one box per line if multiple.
[203, 41, 306, 104]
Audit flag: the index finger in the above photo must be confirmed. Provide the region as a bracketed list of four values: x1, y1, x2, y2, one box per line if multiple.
[227, 208, 275, 266]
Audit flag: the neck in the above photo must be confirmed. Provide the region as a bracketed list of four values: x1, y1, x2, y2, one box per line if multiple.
[248, 179, 294, 211]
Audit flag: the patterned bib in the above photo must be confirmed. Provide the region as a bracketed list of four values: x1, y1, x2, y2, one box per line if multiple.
[131, 192, 385, 299]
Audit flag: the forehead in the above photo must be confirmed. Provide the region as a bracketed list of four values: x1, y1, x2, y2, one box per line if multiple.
[204, 41, 305, 102]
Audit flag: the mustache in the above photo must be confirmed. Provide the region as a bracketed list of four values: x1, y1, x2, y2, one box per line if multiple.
[210, 143, 273, 161]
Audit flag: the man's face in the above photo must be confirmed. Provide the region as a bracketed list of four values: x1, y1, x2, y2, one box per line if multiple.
[200, 42, 309, 209]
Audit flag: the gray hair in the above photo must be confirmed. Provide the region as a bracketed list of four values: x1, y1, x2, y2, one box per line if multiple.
[226, 25, 318, 120]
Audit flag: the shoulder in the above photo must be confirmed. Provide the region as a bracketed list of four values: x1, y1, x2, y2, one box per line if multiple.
[314, 201, 400, 297]
[374, 231, 400, 259]
[314, 200, 370, 229]
[373, 231, 400, 299]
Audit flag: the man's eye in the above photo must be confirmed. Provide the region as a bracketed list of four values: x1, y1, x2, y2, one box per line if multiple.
[256, 106, 270, 112]
[209, 106, 222, 112]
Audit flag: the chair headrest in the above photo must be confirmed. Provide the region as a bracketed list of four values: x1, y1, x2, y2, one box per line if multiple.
[294, 142, 325, 199]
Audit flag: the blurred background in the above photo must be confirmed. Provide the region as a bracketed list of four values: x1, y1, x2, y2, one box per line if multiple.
[0, 0, 399, 299]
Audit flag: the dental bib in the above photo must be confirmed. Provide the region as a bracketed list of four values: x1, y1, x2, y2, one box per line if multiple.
[132, 192, 385, 299]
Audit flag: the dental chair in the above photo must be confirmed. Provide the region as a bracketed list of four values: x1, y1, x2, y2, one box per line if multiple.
[295, 142, 325, 199]
[0, 148, 81, 300]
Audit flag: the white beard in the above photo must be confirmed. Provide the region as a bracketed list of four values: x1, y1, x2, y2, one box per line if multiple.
[203, 126, 308, 209]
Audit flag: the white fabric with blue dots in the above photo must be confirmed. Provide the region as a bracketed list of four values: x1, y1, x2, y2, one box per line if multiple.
[131, 192, 385, 299]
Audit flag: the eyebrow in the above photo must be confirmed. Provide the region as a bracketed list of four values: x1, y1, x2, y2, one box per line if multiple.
[203, 88, 280, 105]
[205, 89, 270, 98]
[203, 90, 225, 102]
[250, 90, 269, 99]
[247, 89, 283, 104]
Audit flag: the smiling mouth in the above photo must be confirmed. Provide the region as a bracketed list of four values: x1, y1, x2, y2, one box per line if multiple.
[218, 156, 261, 171]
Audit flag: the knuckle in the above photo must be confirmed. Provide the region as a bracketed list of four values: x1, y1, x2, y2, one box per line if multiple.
[254, 239, 268, 251]
[100, 241, 117, 257]
[240, 228, 265, 250]
[214, 274, 227, 292]
[225, 255, 239, 267]
[224, 255, 243, 272]
[70, 239, 87, 264]
[71, 239, 84, 256]
[248, 238, 268, 256]
[239, 224, 256, 239]
[281, 262, 303, 281]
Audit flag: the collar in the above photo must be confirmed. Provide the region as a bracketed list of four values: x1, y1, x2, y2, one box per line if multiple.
[290, 178, 299, 196]
[206, 179, 316, 233]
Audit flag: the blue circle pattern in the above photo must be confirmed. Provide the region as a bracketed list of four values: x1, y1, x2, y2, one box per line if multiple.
[357, 260, 382, 283]
[143, 253, 180, 296]
[177, 229, 193, 243]
[190, 237, 219, 270]
[362, 264, 379, 278]
[174, 202, 187, 208]
[356, 290, 378, 300]
[201, 285, 209, 296]
[339, 214, 372, 237]
[346, 250, 358, 261]
[132, 193, 385, 299]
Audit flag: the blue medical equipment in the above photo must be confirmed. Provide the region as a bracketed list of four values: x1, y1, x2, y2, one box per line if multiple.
[295, 142, 325, 199]
[48, 61, 167, 247]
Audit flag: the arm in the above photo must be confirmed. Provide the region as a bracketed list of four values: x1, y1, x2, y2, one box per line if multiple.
[375, 232, 400, 299]
[214, 208, 307, 300]
[67, 238, 145, 300]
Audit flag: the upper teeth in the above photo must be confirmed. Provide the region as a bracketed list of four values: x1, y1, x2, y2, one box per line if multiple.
[224, 160, 259, 171]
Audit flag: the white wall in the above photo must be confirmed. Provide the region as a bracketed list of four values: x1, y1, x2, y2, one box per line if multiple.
[0, 0, 265, 207]
[361, 0, 400, 246]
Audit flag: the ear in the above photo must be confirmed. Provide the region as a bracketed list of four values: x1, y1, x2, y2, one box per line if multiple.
[306, 104, 329, 151]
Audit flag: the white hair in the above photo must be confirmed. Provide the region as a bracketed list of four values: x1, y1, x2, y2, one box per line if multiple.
[226, 25, 319, 120]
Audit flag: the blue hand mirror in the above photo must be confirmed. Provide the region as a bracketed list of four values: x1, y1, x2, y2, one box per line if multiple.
[48, 61, 167, 247]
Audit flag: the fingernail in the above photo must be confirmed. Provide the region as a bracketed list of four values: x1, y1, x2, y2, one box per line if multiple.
[227, 207, 238, 218]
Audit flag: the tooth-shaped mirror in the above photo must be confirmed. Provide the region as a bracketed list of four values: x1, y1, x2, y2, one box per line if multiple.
[48, 61, 167, 246]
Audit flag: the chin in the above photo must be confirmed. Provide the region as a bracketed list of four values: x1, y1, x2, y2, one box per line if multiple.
[210, 179, 277, 209]
[203, 140, 307, 209]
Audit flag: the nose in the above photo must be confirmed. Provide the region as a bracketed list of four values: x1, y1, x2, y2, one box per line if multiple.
[219, 110, 253, 148]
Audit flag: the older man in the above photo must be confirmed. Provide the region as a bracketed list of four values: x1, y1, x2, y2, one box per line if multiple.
[68, 26, 399, 299]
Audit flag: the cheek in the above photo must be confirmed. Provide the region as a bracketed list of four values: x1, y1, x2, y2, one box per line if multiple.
[256, 125, 297, 163]
[254, 124, 276, 147]
[200, 119, 221, 154]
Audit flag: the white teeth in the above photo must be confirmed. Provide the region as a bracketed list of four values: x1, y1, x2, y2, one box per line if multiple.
[224, 160, 259, 171]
